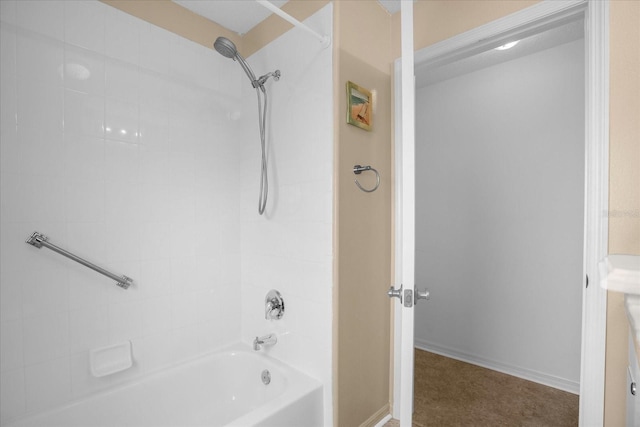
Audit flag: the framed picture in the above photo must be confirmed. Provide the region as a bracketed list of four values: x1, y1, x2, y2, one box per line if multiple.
[346, 81, 372, 131]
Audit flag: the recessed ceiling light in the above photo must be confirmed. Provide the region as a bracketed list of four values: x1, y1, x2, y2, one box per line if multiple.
[495, 40, 520, 51]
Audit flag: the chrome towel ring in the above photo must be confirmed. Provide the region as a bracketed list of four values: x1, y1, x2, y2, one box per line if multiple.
[353, 164, 380, 193]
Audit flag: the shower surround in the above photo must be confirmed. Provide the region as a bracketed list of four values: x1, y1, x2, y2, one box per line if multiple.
[0, 1, 333, 425]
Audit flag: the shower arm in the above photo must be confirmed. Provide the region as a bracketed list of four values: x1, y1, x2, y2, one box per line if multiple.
[256, 70, 281, 87]
[235, 54, 280, 89]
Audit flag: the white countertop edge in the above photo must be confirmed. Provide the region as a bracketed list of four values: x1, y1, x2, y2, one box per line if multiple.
[599, 254, 640, 294]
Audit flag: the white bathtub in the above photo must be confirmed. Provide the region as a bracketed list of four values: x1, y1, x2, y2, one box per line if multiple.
[7, 344, 323, 427]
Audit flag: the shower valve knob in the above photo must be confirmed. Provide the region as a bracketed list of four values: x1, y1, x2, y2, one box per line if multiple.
[265, 290, 284, 320]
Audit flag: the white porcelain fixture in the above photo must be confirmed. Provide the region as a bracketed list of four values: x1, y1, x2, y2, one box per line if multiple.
[599, 255, 640, 294]
[5, 343, 323, 427]
[626, 295, 640, 343]
[601, 255, 640, 346]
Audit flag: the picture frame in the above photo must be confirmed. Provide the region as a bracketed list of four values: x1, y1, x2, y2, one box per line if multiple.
[346, 81, 372, 131]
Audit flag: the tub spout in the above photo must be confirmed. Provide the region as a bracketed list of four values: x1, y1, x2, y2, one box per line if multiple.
[253, 333, 277, 351]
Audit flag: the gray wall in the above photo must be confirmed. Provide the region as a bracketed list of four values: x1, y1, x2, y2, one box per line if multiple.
[414, 39, 585, 393]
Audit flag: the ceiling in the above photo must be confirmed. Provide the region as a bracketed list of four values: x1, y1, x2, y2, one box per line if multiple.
[173, 0, 403, 35]
[172, 0, 582, 88]
[416, 16, 584, 88]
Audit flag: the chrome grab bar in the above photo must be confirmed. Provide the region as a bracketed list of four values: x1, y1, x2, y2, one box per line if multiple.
[26, 232, 133, 290]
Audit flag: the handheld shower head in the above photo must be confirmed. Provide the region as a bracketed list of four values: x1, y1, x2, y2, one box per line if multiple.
[213, 37, 237, 59]
[213, 36, 281, 215]
[213, 36, 258, 85]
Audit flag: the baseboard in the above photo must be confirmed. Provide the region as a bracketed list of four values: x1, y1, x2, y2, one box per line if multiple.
[415, 339, 580, 395]
[360, 404, 390, 427]
[372, 413, 392, 427]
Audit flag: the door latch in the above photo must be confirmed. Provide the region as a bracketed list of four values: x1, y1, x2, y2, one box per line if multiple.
[404, 289, 413, 307]
[389, 285, 429, 308]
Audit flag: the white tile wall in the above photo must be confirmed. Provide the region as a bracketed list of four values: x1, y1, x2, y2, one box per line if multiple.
[239, 4, 334, 425]
[1, 1, 334, 425]
[0, 1, 243, 423]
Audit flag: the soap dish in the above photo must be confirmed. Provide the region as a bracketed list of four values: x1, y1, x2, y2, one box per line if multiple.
[90, 341, 133, 377]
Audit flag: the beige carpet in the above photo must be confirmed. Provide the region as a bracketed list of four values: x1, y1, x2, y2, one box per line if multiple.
[385, 349, 579, 427]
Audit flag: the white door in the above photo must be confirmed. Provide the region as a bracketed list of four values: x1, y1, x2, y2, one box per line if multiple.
[390, 2, 417, 426]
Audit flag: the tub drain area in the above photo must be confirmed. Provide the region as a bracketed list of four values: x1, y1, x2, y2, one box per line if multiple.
[261, 369, 271, 385]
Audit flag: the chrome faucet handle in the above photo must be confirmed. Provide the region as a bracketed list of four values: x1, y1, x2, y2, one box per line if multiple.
[265, 300, 274, 319]
[265, 290, 284, 320]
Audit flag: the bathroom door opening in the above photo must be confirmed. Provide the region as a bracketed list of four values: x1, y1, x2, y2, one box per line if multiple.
[392, 1, 609, 425]
[413, 14, 585, 419]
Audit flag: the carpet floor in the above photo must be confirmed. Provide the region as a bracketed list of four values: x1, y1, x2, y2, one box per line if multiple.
[385, 349, 579, 427]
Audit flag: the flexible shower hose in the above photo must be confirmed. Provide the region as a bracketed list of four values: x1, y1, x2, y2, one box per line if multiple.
[255, 86, 269, 215]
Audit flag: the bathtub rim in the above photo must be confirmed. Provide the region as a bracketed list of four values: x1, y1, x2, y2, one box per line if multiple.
[4, 341, 323, 427]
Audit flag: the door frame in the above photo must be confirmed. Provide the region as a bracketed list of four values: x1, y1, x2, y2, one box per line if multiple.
[391, 1, 609, 424]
